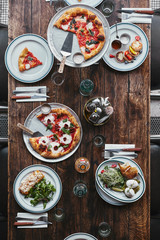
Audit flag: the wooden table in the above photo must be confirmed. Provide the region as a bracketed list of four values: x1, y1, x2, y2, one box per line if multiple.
[8, 0, 150, 239]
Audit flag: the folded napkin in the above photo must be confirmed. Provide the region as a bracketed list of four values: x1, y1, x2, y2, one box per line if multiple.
[15, 86, 47, 103]
[121, 8, 152, 24]
[104, 144, 135, 159]
[16, 212, 48, 229]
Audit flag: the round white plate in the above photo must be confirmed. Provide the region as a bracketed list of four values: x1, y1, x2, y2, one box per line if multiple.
[13, 164, 62, 213]
[95, 181, 125, 206]
[64, 232, 98, 240]
[103, 23, 149, 72]
[64, 0, 103, 8]
[23, 103, 83, 163]
[5, 34, 54, 83]
[95, 157, 146, 203]
[47, 4, 110, 68]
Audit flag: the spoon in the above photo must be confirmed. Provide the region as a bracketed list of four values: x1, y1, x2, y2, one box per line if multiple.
[115, 21, 119, 39]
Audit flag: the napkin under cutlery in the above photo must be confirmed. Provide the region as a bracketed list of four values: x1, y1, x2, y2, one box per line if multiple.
[121, 8, 152, 24]
[104, 144, 136, 159]
[14, 86, 47, 103]
[16, 212, 48, 229]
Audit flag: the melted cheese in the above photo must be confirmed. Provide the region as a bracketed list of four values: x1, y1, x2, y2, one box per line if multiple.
[87, 44, 95, 49]
[25, 64, 30, 70]
[75, 16, 87, 23]
[81, 46, 85, 53]
[39, 136, 50, 146]
[86, 22, 93, 30]
[61, 24, 69, 31]
[50, 142, 64, 154]
[42, 113, 55, 125]
[59, 119, 71, 129]
[60, 134, 72, 144]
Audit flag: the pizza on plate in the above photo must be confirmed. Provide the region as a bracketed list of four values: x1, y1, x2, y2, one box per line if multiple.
[18, 47, 42, 72]
[29, 108, 81, 158]
[54, 7, 105, 60]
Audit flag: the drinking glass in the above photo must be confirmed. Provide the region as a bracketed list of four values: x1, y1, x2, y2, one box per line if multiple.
[53, 208, 65, 222]
[101, 0, 115, 17]
[98, 222, 111, 237]
[73, 181, 87, 197]
[51, 71, 65, 86]
[93, 135, 106, 147]
[54, 0, 67, 12]
[79, 79, 94, 96]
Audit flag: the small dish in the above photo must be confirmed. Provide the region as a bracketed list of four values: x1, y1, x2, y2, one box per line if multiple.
[73, 52, 84, 65]
[40, 103, 51, 114]
[120, 33, 131, 45]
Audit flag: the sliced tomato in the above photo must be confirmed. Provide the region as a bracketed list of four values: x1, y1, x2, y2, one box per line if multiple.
[135, 36, 140, 41]
[109, 54, 115, 58]
[101, 170, 105, 174]
[111, 164, 117, 168]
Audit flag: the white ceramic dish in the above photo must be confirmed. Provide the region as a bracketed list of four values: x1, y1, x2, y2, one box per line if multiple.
[47, 4, 110, 68]
[13, 164, 62, 213]
[64, 232, 98, 240]
[5, 34, 54, 83]
[23, 103, 83, 163]
[64, 0, 103, 8]
[95, 157, 146, 203]
[103, 23, 149, 72]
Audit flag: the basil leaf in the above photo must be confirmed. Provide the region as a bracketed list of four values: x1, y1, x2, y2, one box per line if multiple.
[81, 14, 84, 19]
[85, 48, 90, 53]
[62, 127, 70, 135]
[46, 123, 53, 131]
[89, 29, 94, 36]
[70, 123, 74, 128]
[57, 114, 61, 119]
[74, 26, 78, 30]
[80, 32, 83, 37]
[86, 39, 99, 45]
[63, 144, 69, 148]
[53, 134, 58, 140]
[80, 29, 84, 32]
[63, 118, 68, 123]
[27, 56, 33, 61]
[47, 145, 52, 150]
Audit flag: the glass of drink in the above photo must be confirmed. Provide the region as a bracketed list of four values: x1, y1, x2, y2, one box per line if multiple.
[53, 208, 65, 222]
[101, 0, 115, 18]
[93, 135, 106, 147]
[79, 79, 94, 96]
[73, 180, 87, 197]
[98, 222, 111, 237]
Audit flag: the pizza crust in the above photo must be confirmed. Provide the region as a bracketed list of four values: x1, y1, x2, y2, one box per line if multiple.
[18, 47, 28, 72]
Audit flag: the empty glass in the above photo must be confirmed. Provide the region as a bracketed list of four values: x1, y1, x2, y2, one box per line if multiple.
[51, 71, 65, 86]
[79, 79, 94, 96]
[73, 181, 87, 197]
[93, 135, 106, 147]
[101, 0, 115, 17]
[53, 208, 65, 222]
[98, 222, 111, 237]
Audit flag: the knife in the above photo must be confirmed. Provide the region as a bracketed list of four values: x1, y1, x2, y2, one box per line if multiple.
[58, 32, 74, 74]
[117, 8, 160, 15]
[17, 123, 43, 137]
[14, 221, 52, 226]
[11, 94, 50, 99]
[104, 148, 142, 152]
[104, 152, 138, 159]
[50, 0, 52, 6]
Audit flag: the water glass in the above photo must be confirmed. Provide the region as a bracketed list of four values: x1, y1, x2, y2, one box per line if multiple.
[51, 71, 65, 86]
[101, 0, 115, 17]
[79, 79, 94, 96]
[54, 0, 67, 12]
[93, 135, 106, 147]
[98, 222, 111, 237]
[53, 208, 65, 222]
[73, 181, 87, 197]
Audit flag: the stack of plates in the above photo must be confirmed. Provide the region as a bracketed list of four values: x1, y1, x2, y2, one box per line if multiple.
[95, 156, 146, 206]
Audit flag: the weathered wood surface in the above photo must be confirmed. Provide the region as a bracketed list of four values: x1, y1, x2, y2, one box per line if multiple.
[8, 0, 150, 239]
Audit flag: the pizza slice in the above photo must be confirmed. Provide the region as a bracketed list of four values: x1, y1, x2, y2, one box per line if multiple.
[54, 7, 105, 60]
[18, 48, 42, 72]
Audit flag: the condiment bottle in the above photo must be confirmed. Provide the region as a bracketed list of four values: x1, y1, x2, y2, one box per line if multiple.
[75, 157, 90, 173]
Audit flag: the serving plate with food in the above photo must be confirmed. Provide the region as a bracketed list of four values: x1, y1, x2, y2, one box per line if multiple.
[96, 157, 146, 203]
[5, 34, 54, 83]
[47, 4, 110, 67]
[64, 0, 103, 8]
[64, 232, 98, 240]
[103, 23, 149, 72]
[23, 103, 83, 163]
[13, 164, 62, 213]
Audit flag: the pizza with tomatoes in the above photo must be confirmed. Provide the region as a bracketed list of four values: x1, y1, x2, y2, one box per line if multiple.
[54, 7, 105, 60]
[29, 109, 81, 158]
[18, 48, 42, 72]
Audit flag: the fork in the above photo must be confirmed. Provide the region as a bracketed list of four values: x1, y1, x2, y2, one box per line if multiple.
[12, 87, 49, 94]
[118, 13, 152, 20]
[15, 216, 48, 222]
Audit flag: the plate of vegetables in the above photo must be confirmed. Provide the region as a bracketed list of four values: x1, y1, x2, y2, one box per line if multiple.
[95, 157, 146, 203]
[13, 164, 62, 213]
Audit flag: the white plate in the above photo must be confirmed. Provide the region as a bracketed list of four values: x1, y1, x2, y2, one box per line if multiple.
[95, 181, 125, 206]
[64, 232, 98, 240]
[13, 164, 62, 213]
[64, 0, 103, 7]
[95, 157, 146, 203]
[5, 34, 54, 83]
[47, 4, 110, 68]
[23, 103, 83, 163]
[103, 23, 149, 72]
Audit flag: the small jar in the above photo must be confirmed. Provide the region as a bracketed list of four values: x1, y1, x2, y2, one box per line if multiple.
[75, 157, 90, 173]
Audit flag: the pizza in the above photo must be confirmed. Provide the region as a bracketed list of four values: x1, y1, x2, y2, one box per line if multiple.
[18, 47, 42, 72]
[29, 109, 81, 158]
[54, 7, 105, 60]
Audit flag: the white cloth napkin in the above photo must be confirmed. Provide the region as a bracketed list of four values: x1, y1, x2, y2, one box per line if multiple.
[16, 212, 48, 229]
[121, 8, 152, 24]
[15, 86, 47, 103]
[104, 144, 135, 159]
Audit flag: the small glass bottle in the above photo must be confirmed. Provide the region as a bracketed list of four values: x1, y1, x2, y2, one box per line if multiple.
[75, 157, 90, 173]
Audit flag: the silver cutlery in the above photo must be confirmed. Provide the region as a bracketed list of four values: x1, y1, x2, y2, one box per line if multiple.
[17, 123, 43, 137]
[11, 94, 50, 100]
[103, 151, 138, 159]
[50, 0, 53, 6]
[12, 87, 48, 94]
[104, 148, 142, 152]
[14, 220, 52, 226]
[15, 216, 48, 222]
[117, 8, 160, 15]
[118, 13, 152, 20]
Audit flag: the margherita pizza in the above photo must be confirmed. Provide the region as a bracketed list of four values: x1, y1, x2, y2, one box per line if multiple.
[29, 109, 81, 159]
[18, 48, 42, 72]
[54, 7, 105, 60]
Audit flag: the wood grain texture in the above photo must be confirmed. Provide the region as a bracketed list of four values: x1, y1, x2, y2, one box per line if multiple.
[8, 0, 150, 239]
